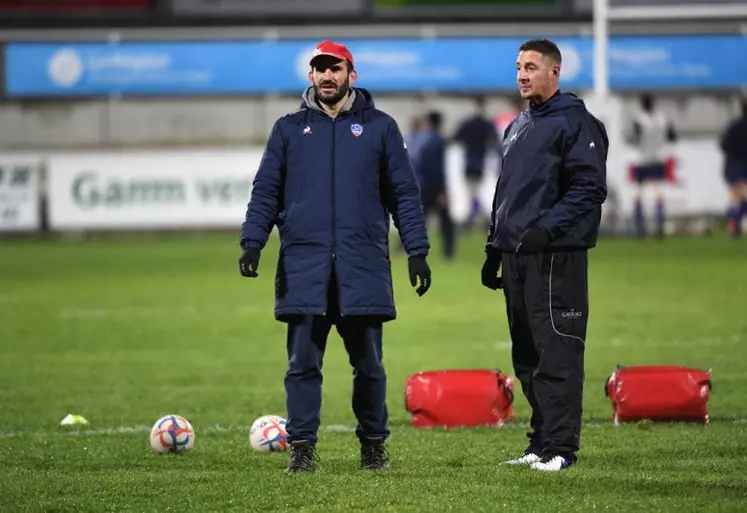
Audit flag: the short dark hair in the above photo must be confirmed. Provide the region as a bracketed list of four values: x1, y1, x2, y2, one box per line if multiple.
[519, 38, 562, 65]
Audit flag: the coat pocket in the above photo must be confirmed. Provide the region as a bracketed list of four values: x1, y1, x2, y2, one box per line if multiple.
[277, 202, 298, 239]
[363, 203, 388, 241]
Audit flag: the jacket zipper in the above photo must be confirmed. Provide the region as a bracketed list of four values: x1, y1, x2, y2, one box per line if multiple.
[326, 117, 339, 317]
[331, 119, 337, 261]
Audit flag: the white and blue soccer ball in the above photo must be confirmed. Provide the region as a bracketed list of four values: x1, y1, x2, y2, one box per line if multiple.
[249, 415, 288, 453]
[150, 414, 195, 454]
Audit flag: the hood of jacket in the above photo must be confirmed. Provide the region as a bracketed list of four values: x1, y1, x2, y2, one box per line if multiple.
[530, 90, 609, 148]
[529, 90, 587, 117]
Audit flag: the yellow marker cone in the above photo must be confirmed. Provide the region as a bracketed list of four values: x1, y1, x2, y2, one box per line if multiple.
[60, 414, 90, 426]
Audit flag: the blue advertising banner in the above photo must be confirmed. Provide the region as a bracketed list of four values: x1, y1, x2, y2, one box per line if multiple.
[5, 35, 747, 96]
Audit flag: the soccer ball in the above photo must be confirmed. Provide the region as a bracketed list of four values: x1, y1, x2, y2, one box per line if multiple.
[150, 414, 195, 454]
[249, 415, 288, 452]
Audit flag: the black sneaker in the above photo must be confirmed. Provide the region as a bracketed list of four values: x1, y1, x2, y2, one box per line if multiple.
[360, 439, 389, 470]
[286, 442, 318, 474]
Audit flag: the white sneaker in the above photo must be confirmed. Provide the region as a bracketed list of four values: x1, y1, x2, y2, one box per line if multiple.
[501, 449, 542, 466]
[530, 455, 574, 472]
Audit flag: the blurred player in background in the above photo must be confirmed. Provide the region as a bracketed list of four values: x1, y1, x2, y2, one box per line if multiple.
[411, 110, 455, 261]
[628, 94, 678, 239]
[406, 114, 430, 167]
[453, 96, 500, 232]
[481, 38, 608, 471]
[719, 99, 747, 238]
[238, 40, 432, 474]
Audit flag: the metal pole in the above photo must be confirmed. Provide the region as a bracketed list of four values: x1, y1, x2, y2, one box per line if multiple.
[593, 0, 609, 102]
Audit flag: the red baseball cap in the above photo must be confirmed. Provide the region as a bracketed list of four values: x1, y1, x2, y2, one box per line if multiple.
[310, 40, 354, 68]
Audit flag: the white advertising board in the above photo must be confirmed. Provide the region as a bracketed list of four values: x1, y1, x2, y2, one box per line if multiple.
[445, 139, 730, 224]
[45, 141, 728, 232]
[0, 155, 42, 232]
[47, 149, 261, 230]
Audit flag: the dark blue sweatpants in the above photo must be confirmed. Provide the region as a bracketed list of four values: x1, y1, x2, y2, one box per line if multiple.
[284, 273, 389, 445]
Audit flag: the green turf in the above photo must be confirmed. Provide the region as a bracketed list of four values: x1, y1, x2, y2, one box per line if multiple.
[1, 231, 746, 512]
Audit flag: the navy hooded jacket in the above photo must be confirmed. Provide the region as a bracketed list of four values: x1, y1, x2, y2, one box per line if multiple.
[487, 92, 608, 253]
[240, 87, 430, 322]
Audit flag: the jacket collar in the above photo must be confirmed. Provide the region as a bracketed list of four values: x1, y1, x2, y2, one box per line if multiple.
[302, 86, 357, 116]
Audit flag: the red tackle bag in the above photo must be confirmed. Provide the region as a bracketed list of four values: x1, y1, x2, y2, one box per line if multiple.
[404, 369, 515, 428]
[605, 365, 712, 424]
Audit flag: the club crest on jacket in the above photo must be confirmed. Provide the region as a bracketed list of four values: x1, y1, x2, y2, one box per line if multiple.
[350, 124, 364, 137]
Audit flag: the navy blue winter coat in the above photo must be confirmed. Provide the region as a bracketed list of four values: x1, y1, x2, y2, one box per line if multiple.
[240, 87, 430, 322]
[487, 92, 608, 253]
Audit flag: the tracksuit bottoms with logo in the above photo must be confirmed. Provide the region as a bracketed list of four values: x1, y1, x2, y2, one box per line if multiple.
[502, 250, 588, 462]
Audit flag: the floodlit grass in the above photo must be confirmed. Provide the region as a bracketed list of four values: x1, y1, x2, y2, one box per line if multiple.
[1, 231, 746, 511]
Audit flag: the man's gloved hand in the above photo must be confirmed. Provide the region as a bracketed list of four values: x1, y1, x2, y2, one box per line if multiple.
[516, 223, 552, 254]
[239, 247, 261, 278]
[481, 248, 503, 290]
[408, 256, 431, 297]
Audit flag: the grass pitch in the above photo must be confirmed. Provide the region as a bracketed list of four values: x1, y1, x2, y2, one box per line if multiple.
[1, 231, 746, 512]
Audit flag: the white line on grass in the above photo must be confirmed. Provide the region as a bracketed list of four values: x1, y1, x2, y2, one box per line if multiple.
[60, 305, 260, 319]
[60, 307, 197, 319]
[2, 420, 743, 440]
[0, 423, 356, 439]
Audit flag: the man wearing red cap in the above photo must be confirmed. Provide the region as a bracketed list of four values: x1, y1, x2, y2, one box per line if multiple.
[239, 40, 432, 473]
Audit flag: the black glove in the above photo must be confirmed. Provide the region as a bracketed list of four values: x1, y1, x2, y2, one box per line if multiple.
[408, 256, 431, 297]
[516, 223, 552, 254]
[239, 247, 261, 278]
[481, 248, 503, 290]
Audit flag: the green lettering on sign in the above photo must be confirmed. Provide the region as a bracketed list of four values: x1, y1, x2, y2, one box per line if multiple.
[11, 167, 31, 186]
[195, 178, 252, 204]
[0, 166, 32, 187]
[72, 172, 186, 209]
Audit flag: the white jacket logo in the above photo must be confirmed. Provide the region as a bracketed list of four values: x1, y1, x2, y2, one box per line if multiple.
[561, 309, 583, 318]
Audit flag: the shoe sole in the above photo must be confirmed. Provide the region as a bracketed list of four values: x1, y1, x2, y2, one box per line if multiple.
[361, 465, 389, 471]
[501, 456, 541, 466]
[286, 466, 316, 474]
[530, 462, 573, 472]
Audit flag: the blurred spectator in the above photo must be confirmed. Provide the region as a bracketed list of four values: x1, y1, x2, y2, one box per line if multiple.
[453, 96, 499, 232]
[719, 99, 747, 238]
[627, 94, 678, 239]
[406, 115, 430, 173]
[410, 111, 455, 260]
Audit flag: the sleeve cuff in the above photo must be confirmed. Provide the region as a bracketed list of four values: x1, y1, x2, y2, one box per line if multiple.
[407, 250, 429, 259]
[240, 239, 263, 250]
[535, 219, 555, 239]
